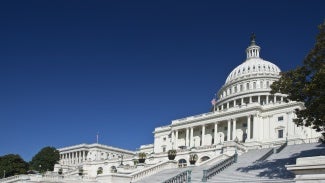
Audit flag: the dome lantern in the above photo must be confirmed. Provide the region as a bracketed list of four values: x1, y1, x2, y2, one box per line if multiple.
[246, 33, 260, 59]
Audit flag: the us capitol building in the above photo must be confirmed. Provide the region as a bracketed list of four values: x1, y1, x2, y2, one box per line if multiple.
[1, 36, 322, 183]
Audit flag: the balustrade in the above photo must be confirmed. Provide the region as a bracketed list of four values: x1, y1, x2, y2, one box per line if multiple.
[201, 154, 237, 182]
[162, 170, 191, 183]
[130, 161, 177, 182]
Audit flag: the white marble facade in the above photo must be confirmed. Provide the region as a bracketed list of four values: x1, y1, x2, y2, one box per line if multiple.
[58, 143, 135, 166]
[152, 37, 319, 154]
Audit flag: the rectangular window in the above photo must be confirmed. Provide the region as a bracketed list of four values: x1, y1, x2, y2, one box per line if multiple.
[278, 129, 284, 138]
[278, 116, 284, 121]
[163, 137, 166, 141]
[243, 123, 247, 127]
[162, 147, 166, 152]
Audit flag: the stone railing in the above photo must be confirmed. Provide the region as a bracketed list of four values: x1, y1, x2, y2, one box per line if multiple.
[0, 175, 30, 183]
[195, 144, 217, 151]
[223, 141, 248, 153]
[130, 160, 177, 182]
[201, 154, 237, 182]
[162, 170, 191, 183]
[198, 154, 227, 166]
[276, 142, 287, 153]
[39, 174, 64, 182]
[255, 148, 274, 162]
[63, 167, 79, 176]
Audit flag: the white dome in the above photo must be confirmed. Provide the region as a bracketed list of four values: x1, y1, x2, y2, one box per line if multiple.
[225, 37, 281, 85]
[225, 58, 281, 84]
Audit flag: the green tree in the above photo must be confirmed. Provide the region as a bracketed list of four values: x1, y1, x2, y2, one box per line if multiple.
[29, 146, 60, 173]
[271, 21, 325, 133]
[0, 154, 28, 178]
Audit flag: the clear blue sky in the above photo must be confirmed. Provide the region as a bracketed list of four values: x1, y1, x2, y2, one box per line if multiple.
[0, 0, 324, 161]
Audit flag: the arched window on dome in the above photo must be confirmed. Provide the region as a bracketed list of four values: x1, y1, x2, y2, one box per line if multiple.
[260, 81, 263, 89]
[258, 65, 261, 71]
[266, 81, 270, 88]
[230, 88, 232, 94]
[235, 86, 237, 93]
[240, 84, 243, 92]
[246, 83, 250, 90]
[243, 68, 245, 73]
[253, 82, 256, 89]
[253, 66, 255, 71]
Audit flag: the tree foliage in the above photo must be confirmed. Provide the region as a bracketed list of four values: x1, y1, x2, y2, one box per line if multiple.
[0, 154, 28, 178]
[29, 146, 60, 172]
[271, 21, 325, 132]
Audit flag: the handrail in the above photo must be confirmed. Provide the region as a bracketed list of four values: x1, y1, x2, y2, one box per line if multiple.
[162, 170, 191, 183]
[255, 148, 274, 162]
[276, 142, 287, 153]
[130, 160, 177, 182]
[202, 154, 237, 182]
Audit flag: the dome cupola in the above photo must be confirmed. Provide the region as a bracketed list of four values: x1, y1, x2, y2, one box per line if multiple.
[225, 34, 280, 85]
[246, 33, 260, 59]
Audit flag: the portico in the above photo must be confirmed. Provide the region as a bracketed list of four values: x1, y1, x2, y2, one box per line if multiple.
[170, 114, 256, 150]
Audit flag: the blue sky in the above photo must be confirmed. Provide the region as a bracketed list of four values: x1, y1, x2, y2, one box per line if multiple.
[0, 0, 324, 161]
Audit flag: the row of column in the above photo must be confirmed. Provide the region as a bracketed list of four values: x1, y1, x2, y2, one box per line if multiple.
[171, 115, 254, 149]
[60, 151, 88, 165]
[218, 95, 284, 111]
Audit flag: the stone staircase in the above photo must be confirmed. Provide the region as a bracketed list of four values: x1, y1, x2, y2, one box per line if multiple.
[133, 143, 325, 183]
[133, 167, 187, 183]
[207, 142, 325, 182]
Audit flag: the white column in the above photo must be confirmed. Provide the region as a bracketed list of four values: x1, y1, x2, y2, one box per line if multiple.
[266, 95, 269, 104]
[253, 115, 259, 140]
[258, 96, 260, 104]
[214, 123, 218, 144]
[281, 96, 284, 102]
[249, 96, 252, 103]
[234, 99, 236, 106]
[227, 102, 229, 109]
[232, 119, 237, 141]
[171, 130, 175, 149]
[81, 151, 84, 162]
[175, 130, 178, 149]
[186, 128, 189, 147]
[202, 125, 205, 146]
[241, 98, 244, 105]
[190, 127, 194, 147]
[247, 115, 251, 140]
[227, 120, 231, 141]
